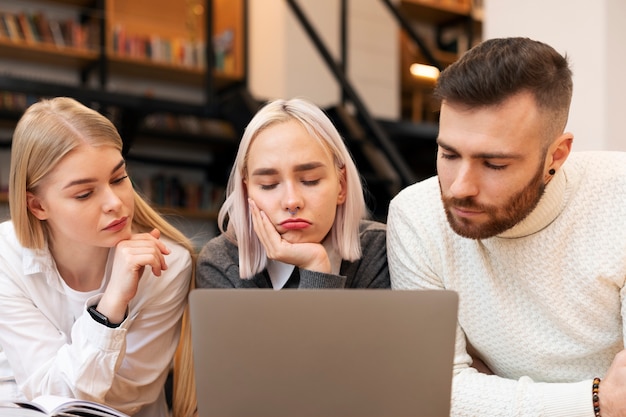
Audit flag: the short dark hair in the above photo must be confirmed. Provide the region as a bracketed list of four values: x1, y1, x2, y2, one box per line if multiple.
[434, 37, 573, 137]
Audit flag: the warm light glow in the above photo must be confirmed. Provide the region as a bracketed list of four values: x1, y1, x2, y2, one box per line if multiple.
[410, 63, 440, 81]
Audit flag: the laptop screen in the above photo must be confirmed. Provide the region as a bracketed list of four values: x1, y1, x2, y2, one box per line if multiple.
[189, 288, 457, 417]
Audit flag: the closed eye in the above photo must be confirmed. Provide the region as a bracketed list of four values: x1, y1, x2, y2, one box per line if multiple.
[302, 179, 320, 186]
[484, 161, 507, 170]
[260, 184, 278, 190]
[439, 152, 458, 160]
[112, 175, 128, 185]
[75, 191, 92, 200]
[484, 161, 508, 171]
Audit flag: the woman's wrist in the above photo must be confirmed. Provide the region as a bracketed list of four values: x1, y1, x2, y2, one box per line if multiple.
[94, 295, 129, 324]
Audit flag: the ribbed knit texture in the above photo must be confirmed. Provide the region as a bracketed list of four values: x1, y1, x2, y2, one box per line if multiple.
[387, 151, 626, 417]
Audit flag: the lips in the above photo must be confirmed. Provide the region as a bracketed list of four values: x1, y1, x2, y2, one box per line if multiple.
[452, 206, 483, 218]
[280, 218, 311, 230]
[104, 217, 128, 231]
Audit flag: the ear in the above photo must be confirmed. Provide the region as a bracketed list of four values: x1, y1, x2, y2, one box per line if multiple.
[26, 192, 48, 220]
[336, 166, 347, 206]
[545, 132, 573, 176]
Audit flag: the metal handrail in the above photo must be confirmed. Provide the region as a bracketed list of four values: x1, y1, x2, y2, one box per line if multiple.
[285, 0, 417, 188]
[379, 0, 444, 71]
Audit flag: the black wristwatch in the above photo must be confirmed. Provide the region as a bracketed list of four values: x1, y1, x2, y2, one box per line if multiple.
[87, 305, 123, 328]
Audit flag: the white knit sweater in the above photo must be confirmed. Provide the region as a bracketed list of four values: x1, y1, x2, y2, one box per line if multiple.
[387, 151, 626, 417]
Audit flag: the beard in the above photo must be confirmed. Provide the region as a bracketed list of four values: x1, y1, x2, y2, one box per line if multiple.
[440, 163, 547, 240]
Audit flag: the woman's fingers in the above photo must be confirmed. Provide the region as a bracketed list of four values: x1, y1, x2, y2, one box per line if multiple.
[249, 199, 284, 257]
[247, 199, 330, 272]
[116, 229, 170, 276]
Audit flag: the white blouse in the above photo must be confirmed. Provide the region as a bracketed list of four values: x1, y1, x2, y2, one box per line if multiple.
[0, 221, 192, 417]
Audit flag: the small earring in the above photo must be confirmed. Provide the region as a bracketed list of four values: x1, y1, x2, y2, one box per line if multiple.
[548, 168, 556, 175]
[287, 207, 299, 216]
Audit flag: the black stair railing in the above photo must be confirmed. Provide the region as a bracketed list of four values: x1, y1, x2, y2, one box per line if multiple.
[285, 0, 417, 193]
[379, 0, 444, 71]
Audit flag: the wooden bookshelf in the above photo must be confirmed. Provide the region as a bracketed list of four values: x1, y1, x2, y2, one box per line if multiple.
[106, 0, 244, 82]
[0, 0, 245, 227]
[0, 0, 245, 88]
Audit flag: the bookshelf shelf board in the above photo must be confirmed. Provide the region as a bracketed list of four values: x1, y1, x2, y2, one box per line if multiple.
[107, 54, 242, 89]
[0, 40, 98, 68]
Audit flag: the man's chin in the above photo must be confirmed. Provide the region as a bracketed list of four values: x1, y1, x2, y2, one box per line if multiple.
[447, 217, 499, 240]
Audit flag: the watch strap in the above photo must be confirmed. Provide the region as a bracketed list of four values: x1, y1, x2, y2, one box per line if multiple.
[87, 305, 123, 328]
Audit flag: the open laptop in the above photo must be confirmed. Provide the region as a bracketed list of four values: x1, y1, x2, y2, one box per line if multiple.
[189, 289, 458, 417]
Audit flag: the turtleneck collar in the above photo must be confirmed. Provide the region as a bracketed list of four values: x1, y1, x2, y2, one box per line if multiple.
[496, 167, 568, 239]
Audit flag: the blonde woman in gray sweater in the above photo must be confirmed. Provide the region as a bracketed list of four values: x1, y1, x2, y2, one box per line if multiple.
[196, 98, 389, 289]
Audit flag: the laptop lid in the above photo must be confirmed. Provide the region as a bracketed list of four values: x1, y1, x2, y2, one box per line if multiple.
[189, 289, 458, 417]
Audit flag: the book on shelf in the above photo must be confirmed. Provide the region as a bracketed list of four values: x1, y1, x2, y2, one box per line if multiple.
[0, 15, 7, 40]
[48, 19, 66, 48]
[31, 12, 53, 44]
[17, 12, 37, 44]
[2, 13, 25, 42]
[0, 395, 129, 417]
[0, 9, 98, 50]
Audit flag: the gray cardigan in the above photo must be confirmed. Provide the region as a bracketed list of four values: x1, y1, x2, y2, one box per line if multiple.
[196, 220, 390, 289]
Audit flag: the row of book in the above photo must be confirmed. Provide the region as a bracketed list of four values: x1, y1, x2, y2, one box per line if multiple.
[111, 25, 206, 69]
[0, 10, 99, 50]
[136, 175, 225, 213]
[110, 25, 235, 71]
[0, 10, 236, 71]
[0, 90, 33, 112]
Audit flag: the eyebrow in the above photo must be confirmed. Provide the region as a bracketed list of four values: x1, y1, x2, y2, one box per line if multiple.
[251, 161, 326, 176]
[437, 139, 523, 160]
[63, 159, 126, 189]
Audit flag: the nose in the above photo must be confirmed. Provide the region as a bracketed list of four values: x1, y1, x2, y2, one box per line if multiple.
[283, 181, 303, 213]
[102, 185, 124, 213]
[448, 163, 479, 199]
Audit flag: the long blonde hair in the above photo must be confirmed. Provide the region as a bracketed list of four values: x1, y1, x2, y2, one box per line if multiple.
[10, 96, 194, 252]
[10, 97, 197, 417]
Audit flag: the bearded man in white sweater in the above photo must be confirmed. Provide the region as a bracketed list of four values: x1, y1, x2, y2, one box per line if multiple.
[387, 36, 626, 417]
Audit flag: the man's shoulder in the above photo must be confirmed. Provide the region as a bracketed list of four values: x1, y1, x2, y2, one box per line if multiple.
[389, 175, 441, 212]
[566, 151, 626, 182]
[567, 150, 626, 168]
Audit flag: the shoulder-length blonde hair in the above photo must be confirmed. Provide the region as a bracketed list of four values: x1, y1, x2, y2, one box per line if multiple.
[218, 97, 368, 278]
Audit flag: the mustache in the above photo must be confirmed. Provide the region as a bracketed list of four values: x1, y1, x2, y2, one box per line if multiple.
[444, 196, 487, 211]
